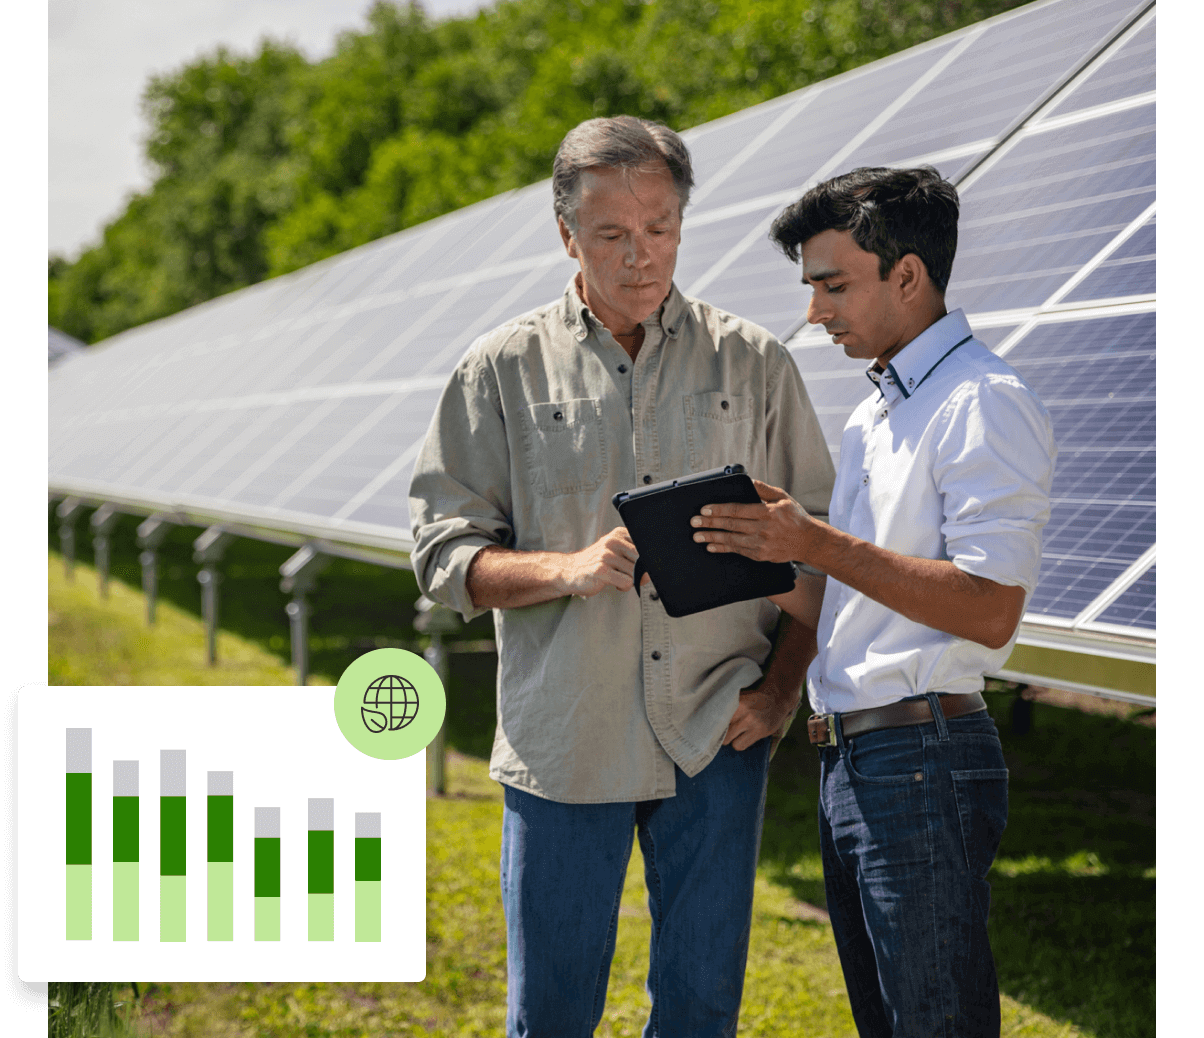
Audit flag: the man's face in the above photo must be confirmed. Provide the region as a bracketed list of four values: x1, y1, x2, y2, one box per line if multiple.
[558, 163, 682, 336]
[801, 229, 903, 365]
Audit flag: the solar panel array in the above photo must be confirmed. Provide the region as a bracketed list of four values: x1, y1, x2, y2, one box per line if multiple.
[49, 0, 1156, 660]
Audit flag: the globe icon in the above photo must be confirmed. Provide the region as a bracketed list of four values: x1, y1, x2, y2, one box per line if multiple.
[362, 674, 420, 733]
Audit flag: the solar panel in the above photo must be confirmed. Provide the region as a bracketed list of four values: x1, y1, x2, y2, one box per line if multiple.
[48, 0, 1158, 688]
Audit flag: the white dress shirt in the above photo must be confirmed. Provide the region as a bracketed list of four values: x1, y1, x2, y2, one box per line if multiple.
[807, 309, 1056, 715]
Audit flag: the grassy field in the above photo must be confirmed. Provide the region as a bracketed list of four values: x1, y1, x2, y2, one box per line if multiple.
[48, 549, 1154, 1036]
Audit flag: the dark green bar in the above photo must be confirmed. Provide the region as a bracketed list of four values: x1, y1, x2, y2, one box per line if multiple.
[308, 829, 334, 894]
[160, 796, 186, 876]
[254, 838, 280, 898]
[207, 796, 233, 863]
[113, 796, 139, 862]
[66, 773, 92, 866]
[355, 837, 381, 882]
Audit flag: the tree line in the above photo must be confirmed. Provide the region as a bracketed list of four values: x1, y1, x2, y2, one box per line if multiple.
[49, 0, 1028, 344]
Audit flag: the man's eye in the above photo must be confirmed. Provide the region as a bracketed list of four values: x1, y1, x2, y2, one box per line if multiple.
[828, 283, 845, 293]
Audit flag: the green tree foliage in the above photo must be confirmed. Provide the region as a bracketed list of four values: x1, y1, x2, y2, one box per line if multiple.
[49, 0, 1030, 343]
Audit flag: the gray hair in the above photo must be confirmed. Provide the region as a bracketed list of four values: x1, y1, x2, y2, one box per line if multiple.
[552, 116, 694, 230]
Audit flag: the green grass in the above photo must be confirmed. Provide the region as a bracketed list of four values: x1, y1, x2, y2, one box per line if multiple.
[48, 539, 1153, 1036]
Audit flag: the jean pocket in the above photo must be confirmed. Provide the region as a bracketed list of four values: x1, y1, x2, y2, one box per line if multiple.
[844, 733, 926, 785]
[520, 398, 608, 498]
[950, 768, 1009, 879]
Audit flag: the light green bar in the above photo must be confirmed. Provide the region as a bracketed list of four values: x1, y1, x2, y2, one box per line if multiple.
[254, 897, 280, 941]
[208, 862, 234, 941]
[308, 892, 334, 941]
[113, 862, 138, 941]
[355, 880, 381, 942]
[160, 875, 186, 941]
[66, 864, 91, 940]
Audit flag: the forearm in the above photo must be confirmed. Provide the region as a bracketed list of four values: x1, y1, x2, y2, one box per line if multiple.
[798, 523, 1024, 650]
[465, 545, 573, 610]
[759, 613, 817, 704]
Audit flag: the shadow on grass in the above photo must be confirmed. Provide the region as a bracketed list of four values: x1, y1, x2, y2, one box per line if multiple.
[759, 690, 1154, 1038]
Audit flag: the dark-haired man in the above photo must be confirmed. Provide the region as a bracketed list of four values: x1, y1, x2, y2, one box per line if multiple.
[409, 116, 834, 1036]
[691, 167, 1056, 1036]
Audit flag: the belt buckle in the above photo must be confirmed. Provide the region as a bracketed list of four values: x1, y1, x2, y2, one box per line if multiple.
[807, 713, 838, 748]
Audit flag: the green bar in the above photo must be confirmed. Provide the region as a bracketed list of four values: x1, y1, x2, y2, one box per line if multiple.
[66, 773, 92, 865]
[355, 880, 381, 942]
[208, 862, 234, 941]
[160, 796, 186, 876]
[160, 875, 186, 941]
[254, 897, 280, 941]
[355, 837, 381, 882]
[308, 892, 334, 941]
[66, 864, 91, 940]
[113, 796, 139, 862]
[113, 861, 139, 941]
[308, 829, 334, 894]
[207, 795, 233, 863]
[254, 837, 280, 898]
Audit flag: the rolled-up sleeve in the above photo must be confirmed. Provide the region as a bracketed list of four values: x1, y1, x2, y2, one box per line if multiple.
[933, 375, 1056, 594]
[409, 345, 514, 621]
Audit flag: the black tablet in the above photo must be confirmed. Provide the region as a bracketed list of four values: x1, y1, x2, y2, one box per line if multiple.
[612, 464, 797, 618]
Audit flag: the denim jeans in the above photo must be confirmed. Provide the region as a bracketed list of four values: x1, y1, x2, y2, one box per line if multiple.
[500, 739, 772, 1038]
[818, 695, 1008, 1038]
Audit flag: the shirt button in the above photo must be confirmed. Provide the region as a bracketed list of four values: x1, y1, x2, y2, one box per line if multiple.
[720, 399, 729, 410]
[651, 651, 661, 660]
[862, 475, 869, 485]
[650, 592, 659, 601]
[643, 475, 652, 484]
[618, 364, 628, 374]
[553, 411, 563, 421]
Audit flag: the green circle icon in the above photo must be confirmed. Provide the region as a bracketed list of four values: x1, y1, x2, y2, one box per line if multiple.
[334, 648, 446, 760]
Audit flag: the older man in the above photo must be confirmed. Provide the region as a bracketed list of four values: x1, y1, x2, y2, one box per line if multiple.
[408, 116, 834, 1035]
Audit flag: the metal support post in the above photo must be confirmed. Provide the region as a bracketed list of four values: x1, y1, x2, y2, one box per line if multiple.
[136, 515, 173, 626]
[193, 527, 236, 665]
[89, 503, 122, 599]
[55, 497, 86, 581]
[279, 544, 330, 686]
[414, 596, 461, 795]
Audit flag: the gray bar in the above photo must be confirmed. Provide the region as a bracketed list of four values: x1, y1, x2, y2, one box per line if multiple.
[355, 812, 381, 839]
[66, 729, 91, 773]
[207, 771, 233, 796]
[308, 798, 334, 831]
[160, 749, 186, 796]
[255, 807, 280, 839]
[113, 760, 139, 796]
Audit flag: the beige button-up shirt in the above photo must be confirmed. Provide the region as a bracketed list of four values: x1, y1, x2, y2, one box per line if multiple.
[409, 277, 834, 803]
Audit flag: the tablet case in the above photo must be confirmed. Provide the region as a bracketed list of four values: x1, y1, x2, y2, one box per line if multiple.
[612, 464, 797, 618]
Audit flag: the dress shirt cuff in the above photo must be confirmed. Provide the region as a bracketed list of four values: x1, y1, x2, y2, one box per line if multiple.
[948, 529, 1042, 595]
[427, 537, 497, 623]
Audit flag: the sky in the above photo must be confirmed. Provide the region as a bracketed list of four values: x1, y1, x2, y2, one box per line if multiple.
[49, 0, 490, 259]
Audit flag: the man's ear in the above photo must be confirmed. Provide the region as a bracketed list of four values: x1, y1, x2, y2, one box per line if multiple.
[558, 216, 578, 259]
[895, 253, 928, 304]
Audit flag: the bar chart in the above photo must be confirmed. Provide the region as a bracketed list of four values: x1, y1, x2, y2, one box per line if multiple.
[20, 687, 425, 981]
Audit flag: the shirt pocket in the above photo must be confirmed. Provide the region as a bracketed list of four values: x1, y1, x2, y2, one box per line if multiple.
[520, 398, 608, 498]
[683, 391, 755, 473]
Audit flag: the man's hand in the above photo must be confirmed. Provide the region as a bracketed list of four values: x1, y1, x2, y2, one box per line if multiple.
[560, 526, 645, 597]
[467, 528, 649, 610]
[690, 479, 815, 564]
[723, 677, 802, 751]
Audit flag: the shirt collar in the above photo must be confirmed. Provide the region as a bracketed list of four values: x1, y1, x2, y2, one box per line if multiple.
[865, 308, 974, 402]
[559, 274, 689, 342]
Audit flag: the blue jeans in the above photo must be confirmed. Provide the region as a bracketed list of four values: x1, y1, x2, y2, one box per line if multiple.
[818, 695, 1008, 1037]
[500, 739, 772, 1038]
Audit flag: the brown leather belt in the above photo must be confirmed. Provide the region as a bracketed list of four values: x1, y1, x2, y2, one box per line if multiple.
[807, 692, 987, 747]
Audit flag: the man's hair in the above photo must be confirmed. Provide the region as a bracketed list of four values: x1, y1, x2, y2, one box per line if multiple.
[553, 116, 694, 231]
[769, 166, 959, 293]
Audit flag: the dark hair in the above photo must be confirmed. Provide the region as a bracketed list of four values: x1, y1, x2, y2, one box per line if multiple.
[552, 116, 694, 230]
[769, 167, 959, 292]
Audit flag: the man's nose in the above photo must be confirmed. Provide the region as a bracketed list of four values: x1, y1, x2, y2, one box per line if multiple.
[806, 290, 828, 326]
[626, 234, 651, 267]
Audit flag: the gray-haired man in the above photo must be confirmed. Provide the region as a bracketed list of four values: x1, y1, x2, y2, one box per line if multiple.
[409, 116, 834, 1035]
